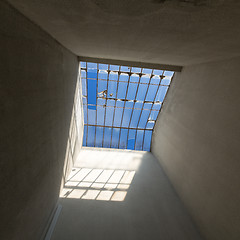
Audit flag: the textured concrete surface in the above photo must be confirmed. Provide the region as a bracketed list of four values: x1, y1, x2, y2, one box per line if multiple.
[7, 0, 240, 66]
[52, 148, 202, 240]
[0, 1, 82, 239]
[61, 75, 84, 187]
[152, 56, 240, 240]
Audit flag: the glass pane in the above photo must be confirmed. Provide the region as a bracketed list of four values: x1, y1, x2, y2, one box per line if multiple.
[156, 86, 168, 102]
[145, 84, 158, 102]
[81, 69, 86, 78]
[136, 84, 148, 101]
[130, 109, 141, 128]
[97, 98, 105, 105]
[111, 128, 120, 148]
[125, 101, 134, 109]
[121, 109, 132, 128]
[110, 65, 120, 71]
[127, 129, 136, 150]
[146, 121, 154, 129]
[150, 75, 160, 85]
[98, 70, 108, 80]
[127, 83, 138, 100]
[119, 73, 129, 82]
[103, 127, 111, 148]
[132, 67, 141, 73]
[95, 127, 103, 147]
[113, 107, 123, 127]
[98, 80, 107, 96]
[149, 110, 159, 121]
[121, 66, 130, 72]
[83, 125, 87, 146]
[152, 103, 161, 110]
[117, 82, 128, 99]
[99, 64, 108, 70]
[143, 103, 152, 110]
[105, 107, 114, 127]
[134, 101, 143, 109]
[109, 72, 118, 81]
[119, 128, 128, 149]
[107, 99, 115, 107]
[87, 79, 97, 109]
[142, 68, 152, 74]
[87, 126, 95, 147]
[82, 97, 87, 105]
[138, 110, 150, 129]
[83, 104, 87, 124]
[135, 130, 144, 150]
[130, 74, 139, 83]
[153, 69, 163, 75]
[88, 62, 97, 69]
[81, 78, 87, 96]
[143, 130, 152, 151]
[140, 74, 150, 84]
[108, 80, 117, 98]
[88, 108, 96, 125]
[97, 105, 105, 125]
[116, 100, 124, 108]
[80, 62, 86, 68]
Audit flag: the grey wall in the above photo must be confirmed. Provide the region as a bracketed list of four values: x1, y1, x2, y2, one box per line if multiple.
[0, 1, 83, 239]
[61, 74, 84, 188]
[152, 56, 240, 240]
[52, 148, 202, 240]
[7, 0, 240, 66]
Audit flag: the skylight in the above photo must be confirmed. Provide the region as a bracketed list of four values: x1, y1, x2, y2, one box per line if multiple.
[80, 62, 174, 151]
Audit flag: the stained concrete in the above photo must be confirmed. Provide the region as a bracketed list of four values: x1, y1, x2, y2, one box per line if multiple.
[0, 1, 83, 239]
[6, 0, 240, 66]
[52, 148, 202, 240]
[152, 56, 240, 240]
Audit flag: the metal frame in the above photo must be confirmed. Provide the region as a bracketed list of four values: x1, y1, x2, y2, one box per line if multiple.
[81, 62, 174, 151]
[78, 56, 182, 72]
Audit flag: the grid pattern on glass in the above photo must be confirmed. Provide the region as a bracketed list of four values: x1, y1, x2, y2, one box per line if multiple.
[81, 62, 174, 151]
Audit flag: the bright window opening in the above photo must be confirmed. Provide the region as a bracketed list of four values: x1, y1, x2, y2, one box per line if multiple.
[81, 62, 174, 151]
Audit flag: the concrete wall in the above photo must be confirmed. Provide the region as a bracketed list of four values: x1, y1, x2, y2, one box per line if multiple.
[0, 1, 83, 239]
[52, 148, 202, 240]
[152, 56, 240, 240]
[61, 72, 84, 187]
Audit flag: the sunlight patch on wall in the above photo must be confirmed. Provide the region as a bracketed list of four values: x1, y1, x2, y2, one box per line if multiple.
[60, 167, 135, 201]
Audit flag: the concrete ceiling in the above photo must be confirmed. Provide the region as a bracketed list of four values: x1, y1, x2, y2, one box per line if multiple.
[7, 0, 240, 66]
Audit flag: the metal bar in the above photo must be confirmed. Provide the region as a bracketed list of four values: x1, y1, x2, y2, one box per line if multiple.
[142, 71, 165, 150]
[78, 56, 182, 72]
[85, 62, 89, 147]
[117, 67, 132, 149]
[151, 71, 175, 134]
[102, 64, 110, 147]
[134, 69, 154, 149]
[110, 66, 121, 148]
[83, 104, 159, 111]
[81, 77, 170, 87]
[125, 68, 143, 150]
[94, 63, 99, 147]
[85, 124, 149, 131]
[85, 96, 162, 104]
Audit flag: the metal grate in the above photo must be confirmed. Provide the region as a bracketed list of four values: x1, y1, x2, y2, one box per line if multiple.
[81, 62, 174, 151]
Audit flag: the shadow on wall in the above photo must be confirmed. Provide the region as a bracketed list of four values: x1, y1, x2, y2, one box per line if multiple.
[61, 68, 84, 187]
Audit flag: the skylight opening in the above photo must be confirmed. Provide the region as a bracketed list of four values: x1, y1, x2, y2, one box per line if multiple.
[80, 62, 174, 151]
